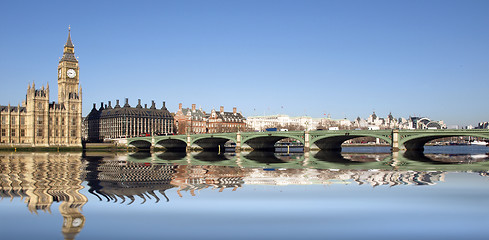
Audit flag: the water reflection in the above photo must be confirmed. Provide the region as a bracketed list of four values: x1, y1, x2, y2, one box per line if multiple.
[0, 152, 87, 240]
[1, 148, 489, 239]
[403, 150, 489, 164]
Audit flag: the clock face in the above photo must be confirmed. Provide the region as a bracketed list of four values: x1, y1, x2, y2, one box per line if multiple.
[67, 69, 76, 78]
[72, 218, 83, 227]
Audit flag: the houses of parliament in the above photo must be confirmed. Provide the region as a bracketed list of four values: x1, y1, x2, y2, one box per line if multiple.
[0, 29, 82, 147]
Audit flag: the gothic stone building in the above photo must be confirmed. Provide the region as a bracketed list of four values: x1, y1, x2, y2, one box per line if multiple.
[83, 99, 174, 142]
[0, 30, 82, 147]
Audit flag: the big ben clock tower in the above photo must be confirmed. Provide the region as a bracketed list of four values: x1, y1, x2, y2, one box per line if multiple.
[58, 27, 80, 104]
[57, 27, 82, 146]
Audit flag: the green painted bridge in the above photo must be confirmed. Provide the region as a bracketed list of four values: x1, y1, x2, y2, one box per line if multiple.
[126, 129, 489, 152]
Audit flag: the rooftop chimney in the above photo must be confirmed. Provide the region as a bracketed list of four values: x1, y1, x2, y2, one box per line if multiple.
[162, 101, 167, 110]
[151, 100, 156, 109]
[192, 104, 196, 111]
[136, 99, 142, 108]
[124, 98, 130, 107]
[220, 106, 224, 113]
[179, 103, 182, 110]
[233, 107, 237, 114]
[93, 103, 96, 109]
[144, 104, 147, 109]
[108, 101, 112, 108]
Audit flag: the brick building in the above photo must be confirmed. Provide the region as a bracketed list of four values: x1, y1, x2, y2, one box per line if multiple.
[174, 104, 246, 134]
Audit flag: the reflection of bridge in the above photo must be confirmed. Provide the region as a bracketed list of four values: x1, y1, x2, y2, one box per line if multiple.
[124, 151, 489, 172]
[127, 129, 489, 152]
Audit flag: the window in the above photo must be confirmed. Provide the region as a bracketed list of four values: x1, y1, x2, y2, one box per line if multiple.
[1, 129, 5, 136]
[1, 116, 5, 124]
[11, 129, 15, 137]
[20, 129, 25, 137]
[61, 118, 65, 125]
[72, 117, 76, 126]
[71, 129, 76, 137]
[55, 130, 59, 137]
[37, 116, 43, 124]
[20, 117, 25, 125]
[11, 116, 16, 124]
[37, 129, 43, 137]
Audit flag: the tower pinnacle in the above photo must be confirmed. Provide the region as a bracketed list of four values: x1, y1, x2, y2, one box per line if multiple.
[60, 27, 77, 63]
[65, 26, 74, 48]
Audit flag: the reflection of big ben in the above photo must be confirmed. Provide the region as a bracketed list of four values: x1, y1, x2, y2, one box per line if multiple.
[60, 201, 86, 240]
[0, 152, 88, 240]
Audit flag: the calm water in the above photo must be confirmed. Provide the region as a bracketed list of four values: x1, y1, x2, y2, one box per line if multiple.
[1, 146, 489, 240]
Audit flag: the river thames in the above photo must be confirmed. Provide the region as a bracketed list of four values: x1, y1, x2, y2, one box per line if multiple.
[1, 146, 489, 240]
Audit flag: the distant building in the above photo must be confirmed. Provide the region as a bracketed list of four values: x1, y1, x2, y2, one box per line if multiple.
[0, 29, 82, 147]
[402, 117, 446, 130]
[246, 115, 316, 131]
[476, 122, 489, 129]
[174, 104, 246, 134]
[207, 106, 246, 133]
[83, 99, 173, 142]
[247, 112, 446, 131]
[174, 104, 207, 135]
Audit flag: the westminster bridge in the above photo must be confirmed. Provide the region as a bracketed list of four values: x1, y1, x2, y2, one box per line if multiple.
[127, 129, 489, 152]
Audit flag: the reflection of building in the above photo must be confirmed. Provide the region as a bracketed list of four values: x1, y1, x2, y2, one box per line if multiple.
[242, 168, 445, 187]
[82, 155, 245, 202]
[83, 99, 174, 142]
[174, 104, 246, 134]
[81, 153, 446, 205]
[0, 29, 82, 147]
[0, 152, 87, 240]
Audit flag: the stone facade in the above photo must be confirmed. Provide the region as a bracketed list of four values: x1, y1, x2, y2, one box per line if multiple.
[174, 104, 246, 134]
[83, 99, 174, 142]
[0, 30, 82, 147]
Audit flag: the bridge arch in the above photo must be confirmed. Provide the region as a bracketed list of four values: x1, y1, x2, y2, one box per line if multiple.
[242, 132, 305, 151]
[155, 139, 187, 151]
[311, 131, 392, 151]
[399, 131, 489, 151]
[127, 139, 152, 150]
[191, 135, 237, 151]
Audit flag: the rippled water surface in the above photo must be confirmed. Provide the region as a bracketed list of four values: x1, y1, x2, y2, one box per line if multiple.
[1, 146, 489, 240]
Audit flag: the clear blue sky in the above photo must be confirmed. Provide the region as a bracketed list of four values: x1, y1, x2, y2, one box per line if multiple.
[1, 0, 488, 126]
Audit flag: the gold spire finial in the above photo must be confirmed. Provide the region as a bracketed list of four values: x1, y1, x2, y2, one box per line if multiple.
[69, 25, 71, 31]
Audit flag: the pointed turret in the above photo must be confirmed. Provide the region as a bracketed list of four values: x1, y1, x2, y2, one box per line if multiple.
[65, 26, 74, 48]
[60, 26, 78, 63]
